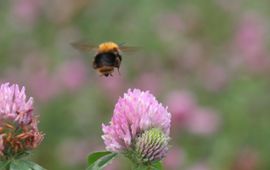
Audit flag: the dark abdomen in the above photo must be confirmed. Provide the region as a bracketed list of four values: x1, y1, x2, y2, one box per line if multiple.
[93, 52, 117, 68]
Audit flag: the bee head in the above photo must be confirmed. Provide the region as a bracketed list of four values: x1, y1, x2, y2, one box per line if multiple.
[98, 42, 120, 53]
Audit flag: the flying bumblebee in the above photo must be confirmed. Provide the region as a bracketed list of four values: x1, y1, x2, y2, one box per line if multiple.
[72, 41, 135, 77]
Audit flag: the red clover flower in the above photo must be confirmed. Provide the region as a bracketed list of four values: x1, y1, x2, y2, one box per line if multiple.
[102, 89, 171, 167]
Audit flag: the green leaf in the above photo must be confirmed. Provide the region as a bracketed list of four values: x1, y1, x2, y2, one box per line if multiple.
[151, 161, 163, 170]
[9, 160, 31, 170]
[87, 151, 117, 170]
[23, 161, 46, 170]
[0, 160, 10, 170]
[9, 160, 46, 170]
[88, 151, 112, 165]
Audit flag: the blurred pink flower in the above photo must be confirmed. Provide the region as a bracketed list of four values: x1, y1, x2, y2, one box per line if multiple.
[44, 0, 90, 24]
[165, 90, 197, 127]
[56, 59, 88, 91]
[187, 163, 211, 170]
[186, 108, 221, 136]
[164, 147, 185, 170]
[0, 83, 43, 159]
[134, 72, 163, 95]
[5, 54, 62, 102]
[234, 13, 269, 71]
[29, 69, 60, 102]
[11, 0, 42, 26]
[232, 149, 260, 170]
[155, 12, 184, 43]
[102, 89, 171, 152]
[180, 42, 203, 71]
[199, 64, 228, 92]
[2, 55, 88, 102]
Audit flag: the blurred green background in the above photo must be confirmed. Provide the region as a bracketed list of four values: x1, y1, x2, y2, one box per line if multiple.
[1, 0, 270, 169]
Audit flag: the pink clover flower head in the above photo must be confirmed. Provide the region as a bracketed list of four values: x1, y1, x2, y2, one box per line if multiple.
[102, 89, 171, 163]
[0, 83, 33, 124]
[0, 83, 43, 160]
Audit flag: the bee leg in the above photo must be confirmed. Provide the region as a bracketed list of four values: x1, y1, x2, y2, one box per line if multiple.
[117, 67, 121, 75]
[102, 72, 109, 77]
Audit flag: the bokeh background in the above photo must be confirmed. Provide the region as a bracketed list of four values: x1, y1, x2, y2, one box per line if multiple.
[0, 0, 270, 169]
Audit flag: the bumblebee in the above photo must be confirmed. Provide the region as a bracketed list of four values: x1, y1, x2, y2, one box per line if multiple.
[72, 41, 124, 77]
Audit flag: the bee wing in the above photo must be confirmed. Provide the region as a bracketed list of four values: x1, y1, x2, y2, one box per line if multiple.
[119, 44, 140, 53]
[71, 41, 98, 53]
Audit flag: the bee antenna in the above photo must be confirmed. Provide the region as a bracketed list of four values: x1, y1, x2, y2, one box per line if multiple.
[119, 42, 126, 47]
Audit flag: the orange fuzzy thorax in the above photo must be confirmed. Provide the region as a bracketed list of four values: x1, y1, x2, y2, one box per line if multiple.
[98, 42, 120, 53]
